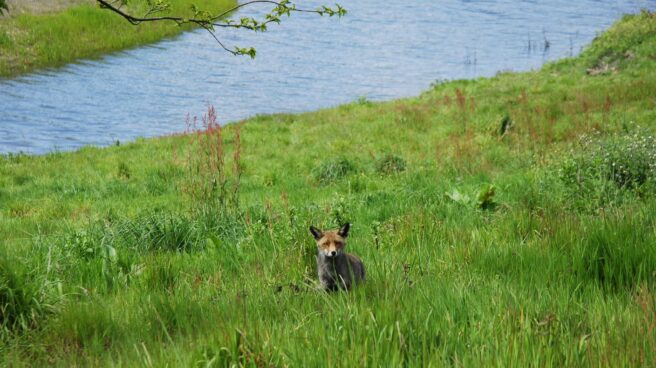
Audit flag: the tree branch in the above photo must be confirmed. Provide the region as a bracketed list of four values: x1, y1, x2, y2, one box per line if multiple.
[197, 23, 238, 56]
[95, 0, 346, 57]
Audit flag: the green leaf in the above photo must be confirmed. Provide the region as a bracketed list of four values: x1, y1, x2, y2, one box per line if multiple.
[476, 184, 497, 210]
[206, 236, 221, 253]
[235, 47, 257, 59]
[336, 4, 347, 17]
[105, 244, 118, 263]
[445, 189, 471, 206]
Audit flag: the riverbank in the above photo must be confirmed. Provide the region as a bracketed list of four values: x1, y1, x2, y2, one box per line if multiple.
[0, 0, 235, 77]
[1, 11, 656, 366]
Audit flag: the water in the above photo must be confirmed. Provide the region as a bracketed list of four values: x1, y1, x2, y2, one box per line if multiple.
[1, 0, 654, 154]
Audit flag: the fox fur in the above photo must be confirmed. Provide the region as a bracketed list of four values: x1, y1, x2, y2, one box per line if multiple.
[310, 223, 365, 291]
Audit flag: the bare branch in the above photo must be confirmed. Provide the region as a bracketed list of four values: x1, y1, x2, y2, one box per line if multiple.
[196, 23, 238, 56]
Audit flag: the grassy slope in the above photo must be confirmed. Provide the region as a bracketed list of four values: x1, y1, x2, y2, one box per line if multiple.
[1, 11, 656, 367]
[0, 0, 235, 77]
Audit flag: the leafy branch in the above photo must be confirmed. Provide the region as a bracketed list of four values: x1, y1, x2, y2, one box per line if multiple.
[95, 0, 346, 58]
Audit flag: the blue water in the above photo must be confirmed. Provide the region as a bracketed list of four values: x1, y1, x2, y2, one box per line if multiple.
[1, 0, 654, 154]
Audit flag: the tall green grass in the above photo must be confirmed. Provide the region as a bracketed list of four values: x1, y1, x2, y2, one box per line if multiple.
[1, 10, 656, 366]
[0, 0, 235, 77]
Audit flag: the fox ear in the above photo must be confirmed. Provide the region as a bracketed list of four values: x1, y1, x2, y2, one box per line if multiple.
[309, 226, 323, 240]
[338, 223, 350, 238]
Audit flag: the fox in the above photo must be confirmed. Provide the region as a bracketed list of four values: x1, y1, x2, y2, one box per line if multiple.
[310, 223, 365, 291]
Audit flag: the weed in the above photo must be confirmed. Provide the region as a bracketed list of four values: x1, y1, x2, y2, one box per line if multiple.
[63, 227, 104, 260]
[560, 130, 656, 208]
[445, 184, 497, 210]
[476, 184, 497, 210]
[183, 105, 242, 214]
[455, 88, 468, 129]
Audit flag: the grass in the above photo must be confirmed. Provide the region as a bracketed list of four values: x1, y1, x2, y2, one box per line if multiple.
[0, 0, 235, 77]
[1, 10, 656, 366]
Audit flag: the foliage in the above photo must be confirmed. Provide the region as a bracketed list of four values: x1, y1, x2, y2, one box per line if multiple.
[560, 130, 656, 208]
[445, 184, 497, 210]
[476, 184, 497, 210]
[98, 0, 346, 57]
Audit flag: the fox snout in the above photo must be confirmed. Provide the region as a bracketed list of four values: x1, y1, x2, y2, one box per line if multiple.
[321, 247, 340, 258]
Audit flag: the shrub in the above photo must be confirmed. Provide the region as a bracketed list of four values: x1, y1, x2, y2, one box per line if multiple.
[64, 227, 105, 260]
[605, 134, 656, 189]
[375, 154, 406, 174]
[560, 130, 656, 207]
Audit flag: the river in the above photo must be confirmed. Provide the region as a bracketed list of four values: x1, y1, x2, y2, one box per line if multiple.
[1, 0, 654, 154]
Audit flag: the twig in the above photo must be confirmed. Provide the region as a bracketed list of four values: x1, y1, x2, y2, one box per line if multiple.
[95, 0, 345, 56]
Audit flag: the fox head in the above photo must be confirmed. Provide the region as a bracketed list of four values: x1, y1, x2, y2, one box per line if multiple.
[310, 223, 350, 258]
